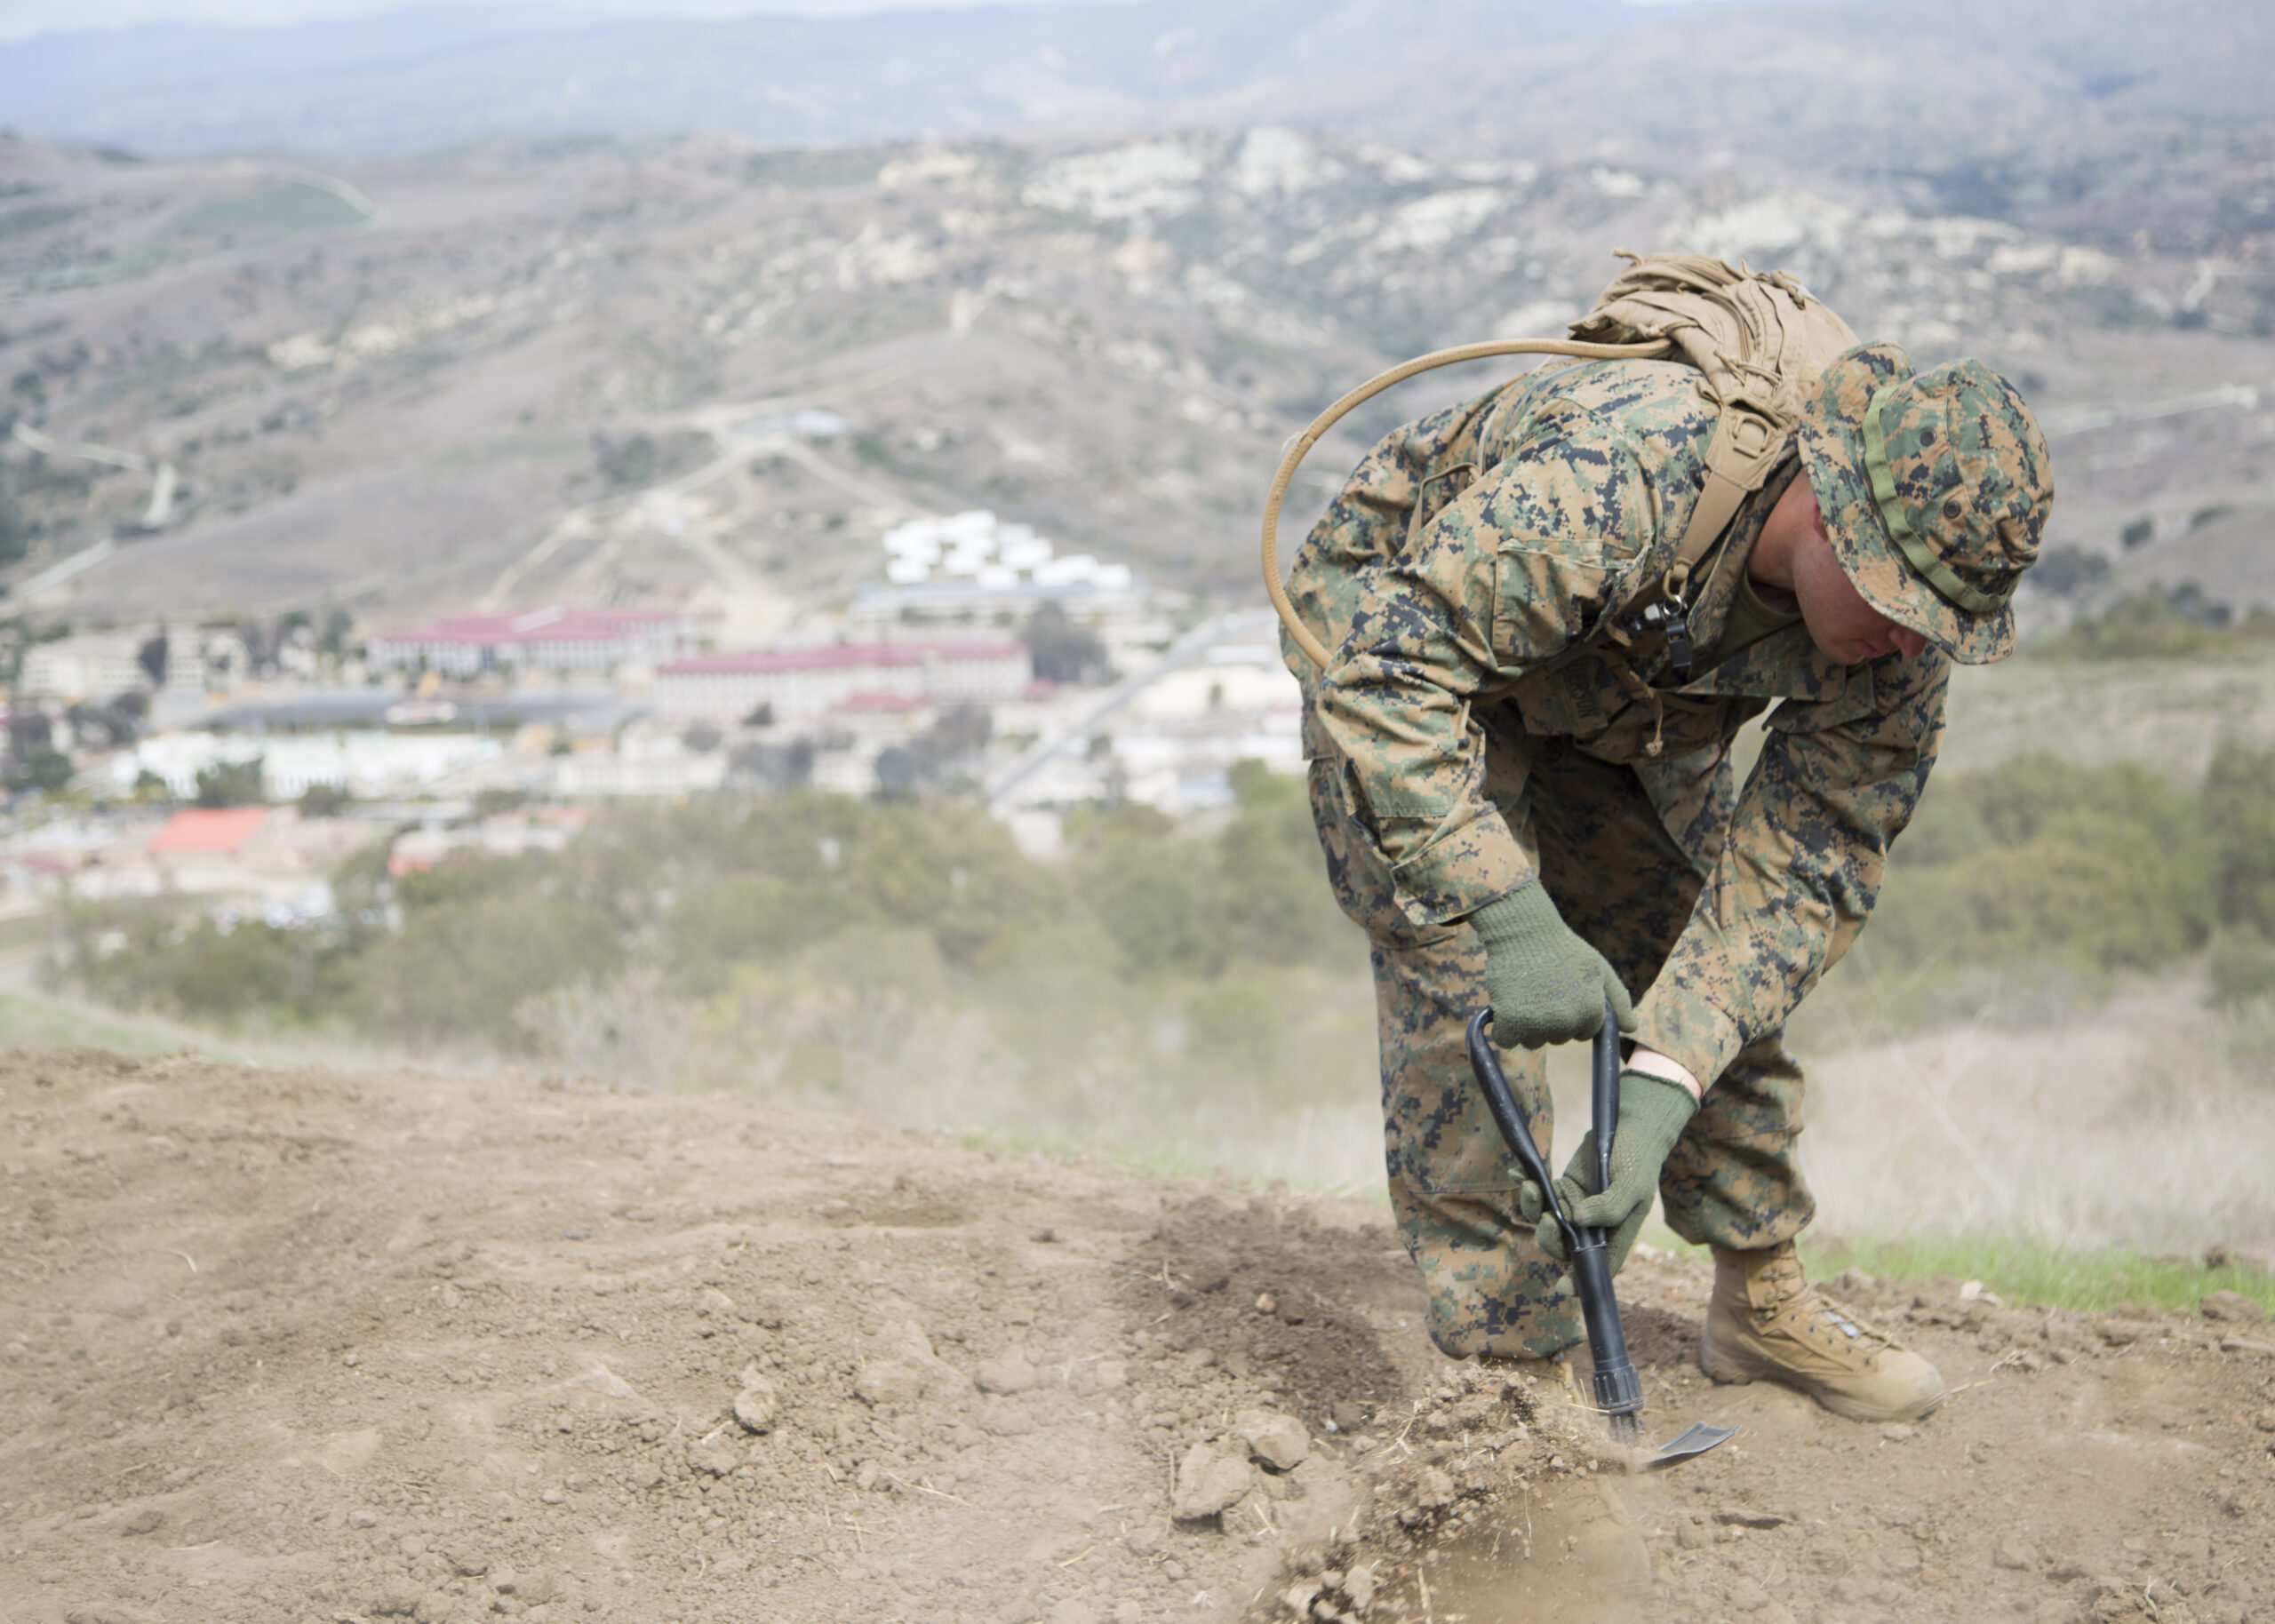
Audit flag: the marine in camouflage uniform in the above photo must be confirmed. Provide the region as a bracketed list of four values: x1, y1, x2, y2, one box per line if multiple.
[1283, 338, 2051, 1408]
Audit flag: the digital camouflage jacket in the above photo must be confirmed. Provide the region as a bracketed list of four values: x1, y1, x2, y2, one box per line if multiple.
[1285, 357, 1950, 1092]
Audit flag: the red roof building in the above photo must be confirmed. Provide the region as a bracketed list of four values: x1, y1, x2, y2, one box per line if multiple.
[365, 608, 694, 675]
[655, 641, 1031, 722]
[149, 807, 271, 858]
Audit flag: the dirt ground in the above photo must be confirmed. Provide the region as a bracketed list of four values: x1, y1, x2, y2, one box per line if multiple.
[3, 1047, 2273, 1624]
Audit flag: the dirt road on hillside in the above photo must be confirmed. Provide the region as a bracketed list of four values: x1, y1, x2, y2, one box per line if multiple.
[2, 1048, 2272, 1624]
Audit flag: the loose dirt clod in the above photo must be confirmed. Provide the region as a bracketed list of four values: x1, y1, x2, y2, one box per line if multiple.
[2202, 1289, 2267, 1324]
[733, 1369, 781, 1431]
[1232, 1408, 1309, 1471]
[1171, 1442, 1254, 1521]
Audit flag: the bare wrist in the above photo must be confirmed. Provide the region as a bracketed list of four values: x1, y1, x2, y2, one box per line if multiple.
[1626, 1046, 1703, 1102]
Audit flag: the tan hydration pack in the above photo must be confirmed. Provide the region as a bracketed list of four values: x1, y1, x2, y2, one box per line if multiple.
[1265, 251, 1861, 675]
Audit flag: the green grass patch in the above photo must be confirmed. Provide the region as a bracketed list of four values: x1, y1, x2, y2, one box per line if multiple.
[160, 183, 366, 250]
[1800, 1231, 2273, 1316]
[0, 982, 355, 1071]
[0, 987, 210, 1058]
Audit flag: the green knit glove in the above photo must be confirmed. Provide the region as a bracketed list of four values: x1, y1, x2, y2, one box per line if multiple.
[1519, 1070, 1697, 1277]
[1471, 881, 1636, 1049]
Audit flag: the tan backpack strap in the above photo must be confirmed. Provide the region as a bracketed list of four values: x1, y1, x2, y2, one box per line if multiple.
[1659, 381, 1787, 605]
[1661, 466, 1749, 604]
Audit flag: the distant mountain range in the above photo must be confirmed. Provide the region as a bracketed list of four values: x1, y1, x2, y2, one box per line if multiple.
[1, 0, 2266, 171]
[0, 1, 2266, 631]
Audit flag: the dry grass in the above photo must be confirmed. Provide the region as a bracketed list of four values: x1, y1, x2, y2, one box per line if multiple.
[1802, 979, 2275, 1261]
[1942, 649, 2275, 781]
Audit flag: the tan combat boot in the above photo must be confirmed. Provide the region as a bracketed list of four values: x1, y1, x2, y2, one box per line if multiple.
[1698, 1243, 1945, 1423]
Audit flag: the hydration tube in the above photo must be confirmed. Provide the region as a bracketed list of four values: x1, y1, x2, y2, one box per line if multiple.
[1261, 336, 1672, 671]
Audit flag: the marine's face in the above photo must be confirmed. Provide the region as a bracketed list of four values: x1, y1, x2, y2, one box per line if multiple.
[1775, 477, 1932, 667]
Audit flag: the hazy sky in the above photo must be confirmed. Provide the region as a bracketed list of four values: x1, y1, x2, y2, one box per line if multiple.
[0, 0, 1059, 41]
[0, 0, 1720, 44]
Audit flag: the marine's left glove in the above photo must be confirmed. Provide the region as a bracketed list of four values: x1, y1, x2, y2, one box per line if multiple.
[1470, 881, 1636, 1050]
[1519, 1070, 1697, 1277]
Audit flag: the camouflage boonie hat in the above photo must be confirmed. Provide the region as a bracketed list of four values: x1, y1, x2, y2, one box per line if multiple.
[1796, 342, 2054, 664]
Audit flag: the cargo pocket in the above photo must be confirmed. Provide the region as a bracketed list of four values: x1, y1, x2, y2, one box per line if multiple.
[1306, 757, 1461, 951]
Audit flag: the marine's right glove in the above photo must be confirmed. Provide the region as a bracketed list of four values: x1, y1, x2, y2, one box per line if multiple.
[1469, 880, 1637, 1049]
[1520, 1069, 1698, 1277]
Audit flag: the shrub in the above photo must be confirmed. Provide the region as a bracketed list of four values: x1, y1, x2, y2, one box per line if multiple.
[1870, 753, 2211, 975]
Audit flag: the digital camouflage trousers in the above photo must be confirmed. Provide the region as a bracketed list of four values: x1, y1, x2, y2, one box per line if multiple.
[1309, 722, 1816, 1360]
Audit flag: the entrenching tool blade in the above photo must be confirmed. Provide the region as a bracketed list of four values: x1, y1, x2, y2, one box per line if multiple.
[1647, 1421, 1739, 1467]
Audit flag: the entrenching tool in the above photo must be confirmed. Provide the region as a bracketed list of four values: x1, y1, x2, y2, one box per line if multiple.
[1466, 1004, 1643, 1442]
[1464, 1006, 1737, 1466]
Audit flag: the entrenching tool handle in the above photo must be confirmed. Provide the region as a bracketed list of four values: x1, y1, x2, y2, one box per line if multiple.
[1579, 999, 1644, 1425]
[1464, 1007, 1644, 1429]
[1464, 1010, 1581, 1259]
[1570, 1245, 1643, 1425]
[1591, 1000, 1620, 1202]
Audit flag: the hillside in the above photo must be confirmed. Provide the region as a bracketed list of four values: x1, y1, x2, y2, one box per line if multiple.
[1, 117, 2268, 638]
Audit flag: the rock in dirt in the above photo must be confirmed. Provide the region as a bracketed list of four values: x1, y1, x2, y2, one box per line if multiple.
[569, 1362, 639, 1399]
[859, 1318, 972, 1402]
[976, 1356, 1038, 1395]
[2254, 1407, 2275, 1433]
[1232, 1407, 1310, 1471]
[2201, 1291, 2267, 1325]
[1413, 1466, 1456, 1509]
[1343, 1562, 1379, 1610]
[1172, 1442, 1253, 1521]
[1995, 1538, 2040, 1570]
[733, 1370, 781, 1432]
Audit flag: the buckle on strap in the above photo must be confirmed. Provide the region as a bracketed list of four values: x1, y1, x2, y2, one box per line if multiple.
[1628, 599, 1694, 685]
